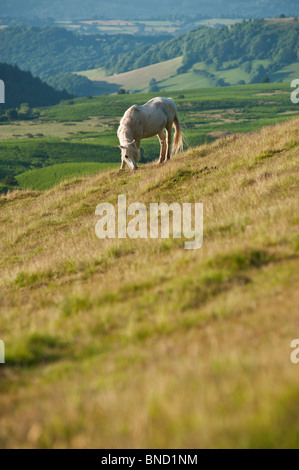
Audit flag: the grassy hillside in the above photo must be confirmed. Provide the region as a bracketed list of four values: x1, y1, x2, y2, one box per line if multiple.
[78, 57, 183, 93]
[0, 117, 298, 448]
[78, 57, 267, 92]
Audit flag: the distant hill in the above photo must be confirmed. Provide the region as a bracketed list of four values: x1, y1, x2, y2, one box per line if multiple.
[0, 62, 72, 109]
[0, 26, 166, 95]
[90, 18, 299, 90]
[1, 0, 299, 19]
[0, 26, 165, 79]
[107, 19, 299, 75]
[2, 20, 299, 97]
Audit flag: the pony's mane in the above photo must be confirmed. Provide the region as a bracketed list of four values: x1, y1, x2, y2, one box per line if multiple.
[117, 107, 140, 162]
[118, 106, 138, 131]
[117, 107, 139, 145]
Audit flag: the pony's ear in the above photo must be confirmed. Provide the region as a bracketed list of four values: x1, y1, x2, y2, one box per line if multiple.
[118, 145, 127, 150]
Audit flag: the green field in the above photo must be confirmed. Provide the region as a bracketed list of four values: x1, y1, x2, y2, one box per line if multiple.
[77, 57, 183, 93]
[161, 59, 272, 89]
[273, 61, 299, 82]
[1, 83, 299, 192]
[16, 162, 119, 190]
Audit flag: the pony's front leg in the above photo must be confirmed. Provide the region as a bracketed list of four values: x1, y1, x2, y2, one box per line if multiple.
[157, 131, 166, 164]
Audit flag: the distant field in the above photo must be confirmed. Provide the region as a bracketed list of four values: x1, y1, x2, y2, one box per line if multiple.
[195, 18, 243, 27]
[158, 69, 213, 91]
[77, 57, 183, 92]
[53, 18, 245, 35]
[54, 18, 180, 35]
[54, 17, 249, 35]
[16, 162, 119, 190]
[274, 61, 299, 82]
[0, 116, 109, 141]
[0, 138, 120, 184]
[265, 17, 299, 24]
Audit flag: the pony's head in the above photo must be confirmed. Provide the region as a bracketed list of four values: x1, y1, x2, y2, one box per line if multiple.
[119, 140, 139, 170]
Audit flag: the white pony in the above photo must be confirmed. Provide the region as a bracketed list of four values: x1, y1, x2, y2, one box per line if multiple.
[117, 97, 183, 170]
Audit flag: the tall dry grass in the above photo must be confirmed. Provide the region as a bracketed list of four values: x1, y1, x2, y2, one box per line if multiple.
[0, 118, 298, 448]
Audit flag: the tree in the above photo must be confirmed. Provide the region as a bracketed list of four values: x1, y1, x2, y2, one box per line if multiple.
[117, 88, 126, 95]
[149, 78, 159, 92]
[261, 75, 270, 83]
[6, 108, 18, 120]
[18, 103, 32, 119]
[243, 61, 252, 74]
[2, 175, 18, 186]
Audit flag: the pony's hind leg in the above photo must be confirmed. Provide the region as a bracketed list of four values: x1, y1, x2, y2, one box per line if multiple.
[157, 130, 166, 164]
[165, 124, 172, 160]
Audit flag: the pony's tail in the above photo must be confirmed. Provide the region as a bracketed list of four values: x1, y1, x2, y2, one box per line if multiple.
[172, 113, 183, 156]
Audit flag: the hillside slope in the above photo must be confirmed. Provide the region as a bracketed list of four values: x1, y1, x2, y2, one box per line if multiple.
[96, 19, 299, 86]
[78, 57, 183, 93]
[0, 118, 298, 448]
[0, 62, 72, 109]
[75, 19, 299, 92]
[0, 27, 165, 79]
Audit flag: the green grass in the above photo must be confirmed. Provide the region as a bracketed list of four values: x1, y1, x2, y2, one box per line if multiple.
[16, 162, 119, 190]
